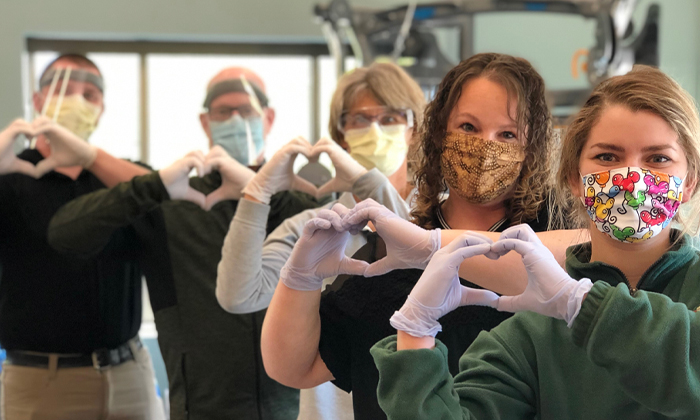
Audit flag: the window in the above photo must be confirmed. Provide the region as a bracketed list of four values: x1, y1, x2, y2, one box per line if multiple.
[27, 40, 334, 170]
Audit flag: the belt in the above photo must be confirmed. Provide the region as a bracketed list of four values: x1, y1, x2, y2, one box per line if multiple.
[5, 337, 142, 371]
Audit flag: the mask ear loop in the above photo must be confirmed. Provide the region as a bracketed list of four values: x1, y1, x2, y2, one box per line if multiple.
[30, 68, 63, 149]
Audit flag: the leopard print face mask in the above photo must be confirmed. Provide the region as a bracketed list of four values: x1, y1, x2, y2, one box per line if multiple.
[440, 133, 526, 204]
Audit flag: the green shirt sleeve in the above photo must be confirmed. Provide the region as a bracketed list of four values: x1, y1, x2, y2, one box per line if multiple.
[48, 171, 169, 257]
[371, 334, 535, 420]
[572, 281, 700, 417]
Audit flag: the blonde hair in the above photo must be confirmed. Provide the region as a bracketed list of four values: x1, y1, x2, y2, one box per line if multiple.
[328, 62, 426, 145]
[410, 53, 555, 229]
[556, 65, 700, 235]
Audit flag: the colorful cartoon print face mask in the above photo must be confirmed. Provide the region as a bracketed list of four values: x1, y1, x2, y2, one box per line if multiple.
[581, 167, 684, 243]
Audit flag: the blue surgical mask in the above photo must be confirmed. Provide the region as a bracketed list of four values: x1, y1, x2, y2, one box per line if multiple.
[209, 114, 265, 165]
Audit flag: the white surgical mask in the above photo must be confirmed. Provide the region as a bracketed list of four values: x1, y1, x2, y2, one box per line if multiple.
[344, 122, 408, 176]
[209, 114, 265, 166]
[580, 166, 684, 243]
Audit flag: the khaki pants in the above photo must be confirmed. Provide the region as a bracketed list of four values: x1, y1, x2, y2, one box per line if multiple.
[0, 342, 165, 420]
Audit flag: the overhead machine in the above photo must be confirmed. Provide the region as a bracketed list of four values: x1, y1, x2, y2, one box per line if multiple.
[314, 0, 659, 116]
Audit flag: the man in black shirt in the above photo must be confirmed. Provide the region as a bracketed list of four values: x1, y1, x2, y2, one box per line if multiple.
[47, 67, 324, 420]
[0, 55, 163, 420]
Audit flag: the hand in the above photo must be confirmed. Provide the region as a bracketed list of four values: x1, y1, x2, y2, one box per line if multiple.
[312, 137, 368, 198]
[0, 119, 45, 178]
[280, 208, 369, 291]
[242, 137, 319, 204]
[490, 224, 593, 326]
[390, 232, 499, 337]
[32, 117, 98, 175]
[203, 148, 256, 210]
[159, 151, 207, 208]
[342, 199, 441, 276]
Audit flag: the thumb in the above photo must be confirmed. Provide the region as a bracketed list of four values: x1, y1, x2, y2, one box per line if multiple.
[204, 187, 229, 211]
[316, 178, 341, 198]
[338, 256, 370, 276]
[292, 175, 320, 198]
[460, 286, 499, 308]
[363, 257, 395, 277]
[495, 295, 519, 313]
[34, 157, 58, 177]
[11, 159, 42, 179]
[183, 188, 207, 209]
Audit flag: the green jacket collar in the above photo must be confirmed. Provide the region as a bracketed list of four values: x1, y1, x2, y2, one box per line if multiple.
[565, 229, 696, 293]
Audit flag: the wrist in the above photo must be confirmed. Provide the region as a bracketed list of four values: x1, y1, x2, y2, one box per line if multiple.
[397, 330, 435, 350]
[83, 145, 100, 169]
[243, 193, 263, 204]
[242, 176, 272, 205]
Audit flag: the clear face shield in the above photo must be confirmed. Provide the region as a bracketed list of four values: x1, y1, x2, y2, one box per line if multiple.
[204, 75, 267, 166]
[34, 67, 104, 146]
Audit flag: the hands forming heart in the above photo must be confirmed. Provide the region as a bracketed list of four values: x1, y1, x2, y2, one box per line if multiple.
[159, 134, 367, 210]
[0, 117, 98, 178]
[282, 199, 593, 335]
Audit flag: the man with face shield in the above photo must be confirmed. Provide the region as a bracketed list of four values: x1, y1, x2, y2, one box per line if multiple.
[200, 68, 273, 167]
[0, 54, 164, 419]
[46, 67, 326, 419]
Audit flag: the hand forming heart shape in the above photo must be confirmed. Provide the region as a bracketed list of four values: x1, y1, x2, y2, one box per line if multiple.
[0, 118, 54, 178]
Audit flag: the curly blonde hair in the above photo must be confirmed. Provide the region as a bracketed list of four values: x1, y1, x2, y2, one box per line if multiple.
[410, 53, 554, 229]
[556, 65, 700, 236]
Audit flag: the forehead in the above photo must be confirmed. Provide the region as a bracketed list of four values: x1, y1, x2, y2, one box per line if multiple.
[42, 62, 103, 94]
[348, 90, 383, 111]
[209, 91, 252, 109]
[49, 59, 101, 77]
[453, 77, 516, 121]
[585, 105, 679, 149]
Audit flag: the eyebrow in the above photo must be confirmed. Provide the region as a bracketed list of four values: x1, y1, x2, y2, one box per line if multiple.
[588, 142, 678, 153]
[455, 112, 517, 129]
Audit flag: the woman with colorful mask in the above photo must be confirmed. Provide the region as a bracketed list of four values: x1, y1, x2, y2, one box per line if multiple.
[261, 53, 584, 420]
[214, 61, 425, 420]
[365, 64, 700, 419]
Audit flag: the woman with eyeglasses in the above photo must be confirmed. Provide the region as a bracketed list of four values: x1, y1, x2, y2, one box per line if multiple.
[261, 53, 585, 420]
[215, 61, 425, 420]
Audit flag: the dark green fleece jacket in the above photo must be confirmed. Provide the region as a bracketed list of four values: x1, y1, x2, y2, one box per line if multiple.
[371, 231, 700, 420]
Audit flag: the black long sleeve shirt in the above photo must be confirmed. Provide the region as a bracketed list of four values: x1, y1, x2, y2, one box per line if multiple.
[0, 149, 141, 353]
[47, 170, 324, 420]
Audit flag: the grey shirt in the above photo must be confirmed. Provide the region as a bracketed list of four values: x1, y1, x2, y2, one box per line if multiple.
[215, 168, 409, 420]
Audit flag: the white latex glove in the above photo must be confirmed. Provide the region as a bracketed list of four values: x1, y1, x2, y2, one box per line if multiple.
[32, 117, 98, 175]
[280, 207, 370, 291]
[0, 119, 45, 178]
[342, 198, 441, 276]
[391, 232, 499, 337]
[490, 224, 593, 327]
[312, 137, 368, 198]
[159, 151, 207, 208]
[204, 148, 256, 210]
[242, 137, 319, 204]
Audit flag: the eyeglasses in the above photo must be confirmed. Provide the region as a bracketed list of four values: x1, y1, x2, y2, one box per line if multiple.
[338, 107, 413, 134]
[207, 104, 262, 122]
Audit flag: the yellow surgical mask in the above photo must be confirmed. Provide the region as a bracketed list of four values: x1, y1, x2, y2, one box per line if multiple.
[44, 94, 102, 141]
[344, 123, 408, 176]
